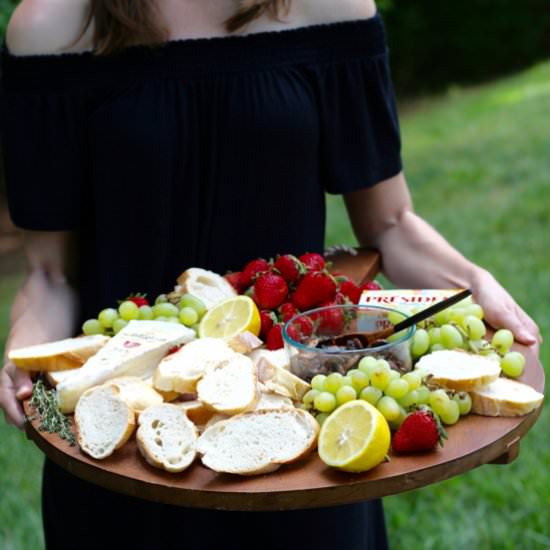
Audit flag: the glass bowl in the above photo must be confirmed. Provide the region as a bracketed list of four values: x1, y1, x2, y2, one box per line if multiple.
[282, 304, 415, 381]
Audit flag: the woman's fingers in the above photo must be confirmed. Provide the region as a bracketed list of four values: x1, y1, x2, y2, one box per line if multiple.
[0, 365, 28, 430]
[11, 363, 33, 400]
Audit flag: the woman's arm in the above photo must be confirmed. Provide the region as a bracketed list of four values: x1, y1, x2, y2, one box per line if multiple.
[343, 172, 541, 348]
[0, 231, 80, 429]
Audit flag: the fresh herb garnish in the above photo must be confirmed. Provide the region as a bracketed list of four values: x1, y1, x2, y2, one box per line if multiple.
[28, 378, 76, 446]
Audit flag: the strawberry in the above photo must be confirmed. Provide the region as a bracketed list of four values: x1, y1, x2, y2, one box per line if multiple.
[279, 301, 298, 322]
[291, 271, 337, 311]
[299, 252, 325, 272]
[259, 310, 277, 341]
[392, 407, 447, 454]
[286, 315, 314, 342]
[253, 272, 289, 310]
[239, 258, 270, 290]
[361, 280, 382, 292]
[126, 293, 149, 307]
[274, 254, 305, 284]
[224, 271, 243, 293]
[339, 279, 362, 304]
[266, 323, 284, 350]
[311, 300, 345, 336]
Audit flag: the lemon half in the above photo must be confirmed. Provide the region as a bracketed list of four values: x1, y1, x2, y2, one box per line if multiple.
[318, 400, 390, 473]
[198, 296, 261, 339]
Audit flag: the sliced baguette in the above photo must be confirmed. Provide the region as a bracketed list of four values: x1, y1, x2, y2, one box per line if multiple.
[197, 408, 319, 475]
[46, 368, 80, 388]
[75, 385, 135, 460]
[471, 378, 544, 417]
[107, 377, 164, 413]
[153, 338, 236, 394]
[197, 354, 258, 415]
[137, 404, 198, 473]
[415, 349, 501, 391]
[257, 360, 310, 401]
[9, 335, 110, 372]
[173, 268, 237, 310]
[255, 391, 294, 410]
[175, 400, 217, 427]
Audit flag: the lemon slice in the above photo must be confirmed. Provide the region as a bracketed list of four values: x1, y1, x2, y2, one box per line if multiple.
[318, 400, 390, 472]
[199, 296, 261, 339]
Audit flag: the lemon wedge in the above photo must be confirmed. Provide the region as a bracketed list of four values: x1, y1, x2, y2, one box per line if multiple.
[318, 400, 390, 472]
[199, 296, 261, 339]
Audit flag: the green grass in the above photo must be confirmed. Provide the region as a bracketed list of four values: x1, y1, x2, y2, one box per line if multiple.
[327, 61, 550, 549]
[1, 60, 549, 549]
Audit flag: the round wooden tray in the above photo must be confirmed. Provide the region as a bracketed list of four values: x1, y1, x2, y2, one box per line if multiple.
[22, 249, 545, 511]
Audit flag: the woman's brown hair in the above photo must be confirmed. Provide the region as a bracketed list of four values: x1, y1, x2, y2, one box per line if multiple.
[86, 0, 291, 55]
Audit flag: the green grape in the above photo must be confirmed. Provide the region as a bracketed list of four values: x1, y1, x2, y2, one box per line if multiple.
[415, 385, 431, 405]
[463, 315, 486, 340]
[152, 302, 179, 318]
[138, 305, 154, 320]
[402, 372, 421, 391]
[178, 293, 207, 319]
[398, 390, 419, 409]
[190, 323, 201, 335]
[341, 375, 354, 387]
[388, 311, 407, 325]
[360, 386, 382, 406]
[113, 318, 128, 334]
[429, 389, 451, 417]
[349, 369, 369, 392]
[492, 329, 514, 355]
[441, 324, 463, 349]
[387, 329, 409, 343]
[358, 356, 378, 375]
[370, 366, 391, 391]
[118, 301, 139, 321]
[428, 327, 441, 346]
[376, 396, 400, 422]
[430, 343, 445, 353]
[324, 372, 344, 394]
[179, 306, 199, 327]
[467, 304, 484, 320]
[452, 392, 472, 415]
[376, 359, 391, 370]
[389, 369, 401, 381]
[439, 399, 460, 425]
[311, 374, 327, 392]
[155, 294, 168, 304]
[434, 309, 451, 326]
[336, 385, 357, 406]
[316, 413, 329, 427]
[98, 308, 119, 329]
[455, 295, 473, 308]
[385, 378, 410, 399]
[388, 406, 408, 431]
[166, 317, 180, 323]
[303, 389, 320, 406]
[82, 319, 104, 335]
[501, 351, 526, 378]
[411, 328, 430, 357]
[314, 392, 337, 413]
[155, 316, 169, 322]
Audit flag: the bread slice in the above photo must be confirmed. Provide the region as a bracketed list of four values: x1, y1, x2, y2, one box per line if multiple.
[257, 360, 310, 401]
[153, 337, 236, 394]
[75, 385, 135, 460]
[46, 368, 80, 388]
[137, 404, 198, 473]
[248, 348, 290, 371]
[197, 354, 258, 415]
[172, 268, 237, 310]
[9, 335, 110, 372]
[196, 408, 319, 475]
[57, 321, 195, 413]
[107, 377, 164, 413]
[144, 376, 181, 402]
[415, 350, 501, 391]
[255, 391, 294, 410]
[471, 378, 544, 417]
[175, 400, 217, 427]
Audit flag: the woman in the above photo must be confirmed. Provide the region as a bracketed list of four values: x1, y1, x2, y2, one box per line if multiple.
[0, 0, 540, 548]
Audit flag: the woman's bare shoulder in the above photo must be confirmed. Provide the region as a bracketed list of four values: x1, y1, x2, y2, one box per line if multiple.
[6, 0, 92, 56]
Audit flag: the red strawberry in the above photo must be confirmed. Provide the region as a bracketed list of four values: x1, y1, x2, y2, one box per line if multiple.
[392, 407, 447, 454]
[279, 301, 298, 322]
[259, 310, 277, 341]
[266, 323, 284, 350]
[126, 293, 149, 307]
[299, 252, 325, 272]
[224, 271, 243, 293]
[274, 254, 305, 284]
[253, 272, 289, 310]
[286, 315, 314, 342]
[312, 301, 345, 336]
[339, 280, 362, 304]
[239, 258, 270, 290]
[291, 271, 337, 311]
[361, 280, 382, 291]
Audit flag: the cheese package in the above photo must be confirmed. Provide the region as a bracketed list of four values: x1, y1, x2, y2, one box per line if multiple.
[360, 289, 466, 315]
[56, 321, 195, 413]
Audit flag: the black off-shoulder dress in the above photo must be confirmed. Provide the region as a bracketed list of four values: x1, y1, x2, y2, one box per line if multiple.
[1, 13, 401, 550]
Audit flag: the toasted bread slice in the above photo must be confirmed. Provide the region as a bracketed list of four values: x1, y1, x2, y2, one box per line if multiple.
[75, 385, 135, 460]
[107, 377, 164, 413]
[196, 408, 319, 475]
[173, 268, 237, 310]
[415, 350, 501, 391]
[137, 404, 198, 473]
[197, 354, 258, 415]
[175, 400, 217, 427]
[9, 335, 110, 372]
[255, 391, 295, 410]
[46, 368, 80, 388]
[471, 377, 544, 417]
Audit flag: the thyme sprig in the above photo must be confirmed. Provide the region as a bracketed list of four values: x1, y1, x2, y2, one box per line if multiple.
[28, 378, 76, 446]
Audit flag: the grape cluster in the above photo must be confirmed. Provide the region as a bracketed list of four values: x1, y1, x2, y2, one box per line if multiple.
[81, 293, 207, 336]
[301, 357, 471, 429]
[388, 297, 526, 379]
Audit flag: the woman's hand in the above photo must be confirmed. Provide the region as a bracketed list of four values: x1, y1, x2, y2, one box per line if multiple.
[0, 361, 33, 430]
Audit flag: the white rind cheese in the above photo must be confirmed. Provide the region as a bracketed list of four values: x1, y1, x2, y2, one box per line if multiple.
[56, 321, 195, 413]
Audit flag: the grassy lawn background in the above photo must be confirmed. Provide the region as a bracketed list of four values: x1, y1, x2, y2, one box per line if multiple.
[1, 60, 549, 549]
